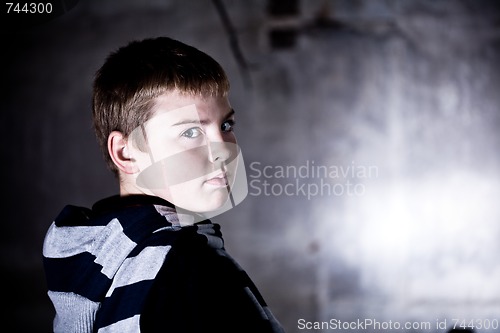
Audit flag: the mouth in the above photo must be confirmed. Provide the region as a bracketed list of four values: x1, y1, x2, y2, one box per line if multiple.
[204, 172, 229, 187]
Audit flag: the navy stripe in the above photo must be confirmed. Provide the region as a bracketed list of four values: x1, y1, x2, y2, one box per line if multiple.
[94, 206, 171, 244]
[128, 227, 181, 257]
[94, 279, 154, 329]
[43, 253, 111, 302]
[54, 205, 95, 227]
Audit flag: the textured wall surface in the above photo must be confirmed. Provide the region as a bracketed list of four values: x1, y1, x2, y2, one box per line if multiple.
[2, 1, 500, 332]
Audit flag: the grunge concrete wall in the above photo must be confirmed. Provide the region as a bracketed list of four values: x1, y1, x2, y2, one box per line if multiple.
[2, 1, 500, 332]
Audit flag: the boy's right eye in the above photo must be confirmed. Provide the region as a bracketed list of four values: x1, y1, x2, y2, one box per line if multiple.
[181, 127, 203, 139]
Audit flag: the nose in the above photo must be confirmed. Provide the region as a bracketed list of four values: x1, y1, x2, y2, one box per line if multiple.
[207, 140, 234, 164]
[206, 131, 235, 164]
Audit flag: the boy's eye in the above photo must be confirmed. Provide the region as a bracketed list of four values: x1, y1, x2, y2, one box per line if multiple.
[181, 127, 203, 138]
[221, 120, 235, 133]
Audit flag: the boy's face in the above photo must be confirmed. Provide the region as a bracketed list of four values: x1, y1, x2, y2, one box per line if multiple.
[127, 91, 246, 218]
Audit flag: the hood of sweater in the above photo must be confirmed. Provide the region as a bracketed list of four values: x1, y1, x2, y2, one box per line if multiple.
[42, 195, 223, 302]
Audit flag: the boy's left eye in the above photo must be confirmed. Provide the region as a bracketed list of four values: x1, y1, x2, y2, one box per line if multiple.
[221, 120, 235, 133]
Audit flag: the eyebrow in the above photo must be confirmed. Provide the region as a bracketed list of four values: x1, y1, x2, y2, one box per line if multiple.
[171, 108, 235, 127]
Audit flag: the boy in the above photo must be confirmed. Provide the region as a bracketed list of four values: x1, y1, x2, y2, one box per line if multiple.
[42, 37, 285, 333]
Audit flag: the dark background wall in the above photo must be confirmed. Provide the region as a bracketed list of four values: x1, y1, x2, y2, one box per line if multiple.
[2, 1, 500, 332]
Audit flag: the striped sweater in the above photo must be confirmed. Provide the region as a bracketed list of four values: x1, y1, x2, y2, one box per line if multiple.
[43, 195, 285, 333]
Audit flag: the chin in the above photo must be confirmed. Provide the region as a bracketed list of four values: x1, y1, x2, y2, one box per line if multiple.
[185, 191, 231, 213]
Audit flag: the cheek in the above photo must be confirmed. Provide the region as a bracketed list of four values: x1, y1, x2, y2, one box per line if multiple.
[136, 146, 211, 189]
[163, 147, 211, 185]
[147, 137, 187, 162]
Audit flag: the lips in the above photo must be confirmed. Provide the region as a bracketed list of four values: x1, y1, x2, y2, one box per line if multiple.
[205, 172, 229, 187]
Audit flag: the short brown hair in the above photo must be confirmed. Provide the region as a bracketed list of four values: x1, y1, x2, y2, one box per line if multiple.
[92, 37, 230, 176]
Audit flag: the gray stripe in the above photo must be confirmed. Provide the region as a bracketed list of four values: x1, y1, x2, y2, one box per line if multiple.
[48, 291, 100, 333]
[105, 245, 171, 297]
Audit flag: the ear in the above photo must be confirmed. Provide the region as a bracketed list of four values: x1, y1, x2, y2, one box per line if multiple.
[108, 131, 140, 174]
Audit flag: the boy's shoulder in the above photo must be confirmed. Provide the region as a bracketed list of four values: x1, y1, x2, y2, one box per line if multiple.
[52, 195, 220, 243]
[54, 204, 94, 227]
[53, 195, 173, 226]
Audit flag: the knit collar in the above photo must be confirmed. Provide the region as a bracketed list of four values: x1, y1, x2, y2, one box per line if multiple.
[92, 194, 212, 227]
[91, 195, 223, 249]
[92, 194, 174, 214]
